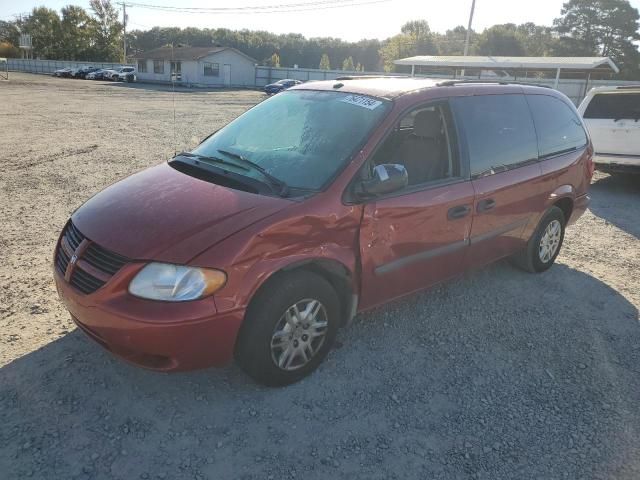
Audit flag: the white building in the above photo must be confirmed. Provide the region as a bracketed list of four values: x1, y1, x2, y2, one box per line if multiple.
[134, 46, 257, 87]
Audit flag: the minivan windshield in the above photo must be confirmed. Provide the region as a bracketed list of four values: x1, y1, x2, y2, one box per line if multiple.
[192, 90, 390, 191]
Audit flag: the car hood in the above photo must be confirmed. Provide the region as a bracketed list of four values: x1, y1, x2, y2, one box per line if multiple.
[72, 162, 292, 264]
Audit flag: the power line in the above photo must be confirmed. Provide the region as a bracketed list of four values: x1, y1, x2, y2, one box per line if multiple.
[128, 0, 358, 10]
[125, 0, 390, 14]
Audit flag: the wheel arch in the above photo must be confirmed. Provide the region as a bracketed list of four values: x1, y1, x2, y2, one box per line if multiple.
[553, 196, 574, 224]
[544, 184, 575, 223]
[232, 257, 357, 358]
[238, 255, 357, 328]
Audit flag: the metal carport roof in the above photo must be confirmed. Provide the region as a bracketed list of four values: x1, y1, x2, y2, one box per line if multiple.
[394, 56, 619, 73]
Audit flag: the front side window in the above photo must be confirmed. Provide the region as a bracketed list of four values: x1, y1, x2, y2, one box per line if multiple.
[452, 94, 538, 178]
[193, 90, 390, 191]
[170, 61, 181, 74]
[203, 62, 219, 77]
[371, 102, 460, 186]
[583, 92, 640, 120]
[137, 60, 147, 73]
[153, 60, 164, 74]
[527, 94, 587, 158]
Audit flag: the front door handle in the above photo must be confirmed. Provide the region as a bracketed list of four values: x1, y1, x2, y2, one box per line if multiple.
[477, 198, 496, 213]
[448, 205, 471, 220]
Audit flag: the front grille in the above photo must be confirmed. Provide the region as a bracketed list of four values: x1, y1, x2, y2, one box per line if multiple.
[67, 222, 85, 250]
[55, 242, 71, 277]
[70, 267, 106, 294]
[55, 222, 85, 277]
[83, 243, 129, 276]
[55, 221, 130, 294]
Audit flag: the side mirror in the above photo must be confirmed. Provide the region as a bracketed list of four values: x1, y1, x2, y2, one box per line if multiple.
[358, 164, 408, 197]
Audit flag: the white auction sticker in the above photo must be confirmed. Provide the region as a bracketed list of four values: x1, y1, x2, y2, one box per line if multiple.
[340, 94, 383, 110]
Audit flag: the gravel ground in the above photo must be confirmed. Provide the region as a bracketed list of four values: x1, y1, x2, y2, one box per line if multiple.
[1, 72, 639, 480]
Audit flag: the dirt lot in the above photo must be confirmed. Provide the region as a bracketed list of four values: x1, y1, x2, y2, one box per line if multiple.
[1, 72, 639, 479]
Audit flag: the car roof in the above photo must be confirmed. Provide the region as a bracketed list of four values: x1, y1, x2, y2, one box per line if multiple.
[290, 77, 551, 100]
[290, 77, 440, 99]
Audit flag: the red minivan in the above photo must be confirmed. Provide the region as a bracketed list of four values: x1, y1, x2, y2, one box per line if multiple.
[54, 78, 593, 386]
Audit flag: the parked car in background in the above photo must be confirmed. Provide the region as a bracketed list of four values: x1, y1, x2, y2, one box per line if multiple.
[54, 78, 593, 386]
[578, 85, 640, 174]
[53, 67, 72, 78]
[101, 67, 122, 81]
[264, 78, 302, 94]
[86, 69, 108, 80]
[69, 66, 86, 78]
[116, 68, 136, 83]
[103, 66, 134, 81]
[73, 66, 99, 79]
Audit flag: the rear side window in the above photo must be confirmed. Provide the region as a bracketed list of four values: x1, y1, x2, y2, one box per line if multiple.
[452, 94, 538, 178]
[527, 95, 587, 158]
[583, 93, 640, 120]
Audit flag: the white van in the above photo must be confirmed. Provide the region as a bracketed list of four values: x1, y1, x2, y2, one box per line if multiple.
[578, 86, 640, 174]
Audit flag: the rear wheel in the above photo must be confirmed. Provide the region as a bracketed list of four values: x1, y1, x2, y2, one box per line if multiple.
[511, 206, 565, 273]
[235, 271, 340, 386]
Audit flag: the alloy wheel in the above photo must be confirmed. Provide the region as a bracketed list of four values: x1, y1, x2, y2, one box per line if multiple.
[270, 298, 329, 371]
[538, 219, 562, 263]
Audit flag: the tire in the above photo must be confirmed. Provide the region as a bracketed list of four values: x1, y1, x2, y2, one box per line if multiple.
[511, 206, 566, 273]
[235, 270, 341, 387]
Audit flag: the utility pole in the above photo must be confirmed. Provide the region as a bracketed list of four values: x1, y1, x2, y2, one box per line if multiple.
[463, 0, 476, 57]
[461, 0, 476, 77]
[122, 2, 127, 63]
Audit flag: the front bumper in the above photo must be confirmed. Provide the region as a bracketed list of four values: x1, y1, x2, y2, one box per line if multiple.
[54, 265, 244, 371]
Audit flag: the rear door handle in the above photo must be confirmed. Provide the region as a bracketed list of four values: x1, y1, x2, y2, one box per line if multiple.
[477, 198, 496, 213]
[447, 205, 471, 220]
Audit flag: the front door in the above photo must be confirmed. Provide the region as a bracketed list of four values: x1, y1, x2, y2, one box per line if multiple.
[223, 64, 231, 87]
[170, 61, 181, 82]
[451, 94, 543, 268]
[359, 182, 474, 309]
[358, 101, 474, 310]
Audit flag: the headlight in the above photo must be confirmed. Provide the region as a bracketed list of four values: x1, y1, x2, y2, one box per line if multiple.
[128, 263, 226, 302]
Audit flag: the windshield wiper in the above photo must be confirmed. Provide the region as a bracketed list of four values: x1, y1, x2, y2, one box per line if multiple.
[174, 151, 250, 171]
[217, 148, 289, 197]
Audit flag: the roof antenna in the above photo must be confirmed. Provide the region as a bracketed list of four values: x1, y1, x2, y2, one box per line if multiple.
[171, 42, 177, 156]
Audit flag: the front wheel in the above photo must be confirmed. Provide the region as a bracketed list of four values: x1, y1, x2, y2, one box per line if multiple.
[235, 271, 340, 386]
[511, 206, 566, 273]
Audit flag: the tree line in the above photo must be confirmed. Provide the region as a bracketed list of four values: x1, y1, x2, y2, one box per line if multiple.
[1, 0, 639, 78]
[0, 0, 122, 62]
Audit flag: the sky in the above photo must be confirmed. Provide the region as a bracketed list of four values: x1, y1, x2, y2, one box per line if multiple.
[2, 0, 640, 42]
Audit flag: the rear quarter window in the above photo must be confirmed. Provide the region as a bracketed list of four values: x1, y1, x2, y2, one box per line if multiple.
[583, 92, 640, 120]
[451, 94, 538, 178]
[527, 94, 588, 158]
